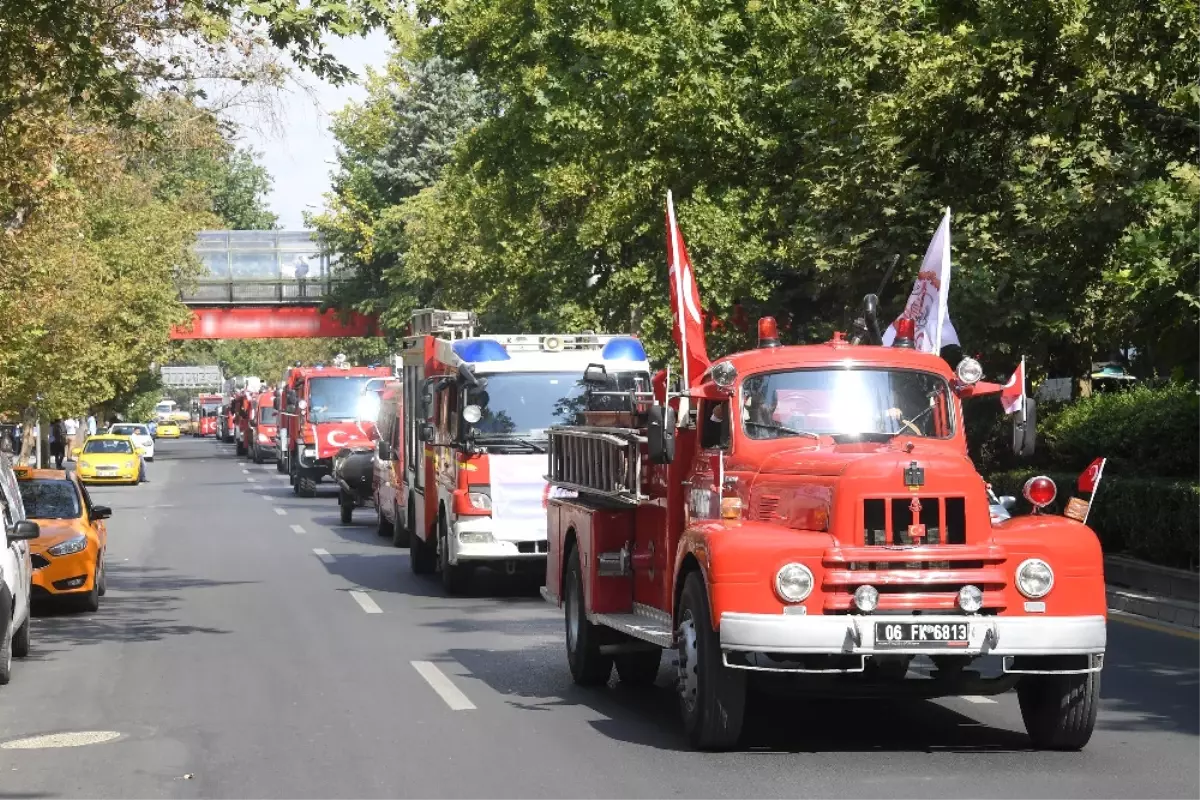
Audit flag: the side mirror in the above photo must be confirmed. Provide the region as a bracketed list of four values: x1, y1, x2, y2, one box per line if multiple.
[8, 520, 39, 542]
[998, 495, 1016, 511]
[92, 505, 113, 521]
[420, 423, 435, 443]
[647, 405, 676, 465]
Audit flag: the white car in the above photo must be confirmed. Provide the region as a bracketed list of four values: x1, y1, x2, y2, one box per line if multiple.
[1, 459, 39, 685]
[109, 423, 155, 461]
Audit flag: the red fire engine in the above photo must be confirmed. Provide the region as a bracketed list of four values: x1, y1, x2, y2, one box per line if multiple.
[395, 309, 651, 595]
[280, 361, 394, 497]
[229, 391, 255, 457]
[248, 389, 280, 464]
[542, 311, 1106, 751]
[193, 393, 223, 437]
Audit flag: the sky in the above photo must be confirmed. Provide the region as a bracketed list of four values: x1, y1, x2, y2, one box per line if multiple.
[225, 31, 393, 230]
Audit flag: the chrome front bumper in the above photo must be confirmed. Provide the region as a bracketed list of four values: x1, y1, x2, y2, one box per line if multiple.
[448, 517, 547, 564]
[720, 613, 1106, 657]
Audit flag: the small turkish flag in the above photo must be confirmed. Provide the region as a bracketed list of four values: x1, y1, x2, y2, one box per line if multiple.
[1000, 358, 1026, 416]
[1078, 457, 1106, 495]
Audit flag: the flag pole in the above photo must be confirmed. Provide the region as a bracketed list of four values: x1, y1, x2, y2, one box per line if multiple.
[1020, 355, 1027, 426]
[934, 207, 951, 354]
[1082, 458, 1106, 526]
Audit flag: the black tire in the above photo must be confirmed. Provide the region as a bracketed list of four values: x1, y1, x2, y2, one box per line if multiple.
[253, 446, 263, 465]
[0, 597, 12, 685]
[409, 515, 436, 575]
[277, 453, 287, 473]
[438, 514, 469, 595]
[146, 456, 154, 462]
[615, 649, 662, 687]
[339, 489, 353, 524]
[97, 555, 107, 597]
[80, 568, 101, 613]
[297, 475, 318, 498]
[564, 545, 613, 686]
[676, 572, 745, 750]
[376, 501, 393, 538]
[235, 440, 246, 456]
[1018, 671, 1101, 751]
[12, 611, 30, 658]
[390, 502, 410, 548]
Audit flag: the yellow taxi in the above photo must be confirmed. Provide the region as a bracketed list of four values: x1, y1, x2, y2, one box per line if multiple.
[14, 467, 109, 611]
[156, 422, 181, 439]
[73, 434, 144, 485]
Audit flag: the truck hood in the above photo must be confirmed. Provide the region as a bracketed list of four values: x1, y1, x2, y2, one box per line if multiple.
[754, 440, 976, 481]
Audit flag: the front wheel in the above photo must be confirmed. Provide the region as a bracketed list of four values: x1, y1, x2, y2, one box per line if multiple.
[390, 502, 410, 548]
[438, 515, 468, 595]
[80, 567, 101, 613]
[376, 501, 393, 538]
[676, 572, 745, 750]
[409, 516, 436, 575]
[339, 489, 353, 524]
[12, 612, 30, 658]
[297, 474, 317, 498]
[253, 446, 264, 465]
[564, 545, 612, 686]
[1018, 671, 1101, 750]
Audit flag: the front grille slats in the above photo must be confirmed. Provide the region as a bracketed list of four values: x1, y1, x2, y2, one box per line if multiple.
[863, 495, 967, 546]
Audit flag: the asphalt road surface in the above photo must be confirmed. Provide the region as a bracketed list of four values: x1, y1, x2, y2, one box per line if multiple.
[1, 438, 1197, 798]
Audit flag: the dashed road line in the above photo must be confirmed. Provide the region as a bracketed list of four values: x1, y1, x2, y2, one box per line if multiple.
[273, 507, 287, 516]
[350, 591, 383, 615]
[242, 469, 249, 474]
[313, 548, 335, 563]
[247, 478, 258, 483]
[960, 695, 998, 704]
[411, 661, 475, 710]
[290, 524, 306, 534]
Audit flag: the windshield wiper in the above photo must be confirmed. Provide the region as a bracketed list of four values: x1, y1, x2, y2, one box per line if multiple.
[744, 421, 820, 440]
[472, 433, 547, 453]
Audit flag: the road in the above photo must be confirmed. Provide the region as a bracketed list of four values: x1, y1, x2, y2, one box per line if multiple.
[1, 438, 1196, 799]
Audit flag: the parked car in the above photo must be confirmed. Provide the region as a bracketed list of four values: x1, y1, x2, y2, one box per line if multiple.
[109, 423, 155, 461]
[15, 467, 109, 612]
[1, 455, 40, 684]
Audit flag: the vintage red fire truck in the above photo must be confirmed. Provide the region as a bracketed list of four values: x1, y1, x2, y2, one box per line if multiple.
[192, 393, 223, 437]
[280, 362, 394, 497]
[394, 309, 651, 594]
[542, 312, 1106, 751]
[248, 389, 280, 464]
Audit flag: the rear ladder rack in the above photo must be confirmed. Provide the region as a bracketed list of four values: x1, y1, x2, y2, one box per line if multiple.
[547, 426, 645, 505]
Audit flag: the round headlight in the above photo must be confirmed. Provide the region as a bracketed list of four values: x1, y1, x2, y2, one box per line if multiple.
[775, 563, 813, 603]
[1016, 559, 1054, 598]
[854, 585, 879, 612]
[958, 584, 983, 613]
[956, 357, 983, 385]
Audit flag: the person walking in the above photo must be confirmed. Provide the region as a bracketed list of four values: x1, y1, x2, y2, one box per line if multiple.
[63, 417, 79, 460]
[86, 412, 97, 437]
[49, 418, 66, 469]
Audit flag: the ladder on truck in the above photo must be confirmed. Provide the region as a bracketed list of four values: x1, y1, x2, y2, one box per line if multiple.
[547, 426, 646, 505]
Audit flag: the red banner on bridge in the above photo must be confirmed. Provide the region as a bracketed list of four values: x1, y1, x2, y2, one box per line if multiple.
[171, 307, 382, 340]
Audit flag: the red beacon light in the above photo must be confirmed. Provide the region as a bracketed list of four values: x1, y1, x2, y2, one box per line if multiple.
[1023, 475, 1057, 512]
[758, 316, 781, 348]
[893, 317, 916, 349]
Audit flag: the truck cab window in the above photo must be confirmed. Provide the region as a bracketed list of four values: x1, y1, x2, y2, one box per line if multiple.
[700, 400, 730, 450]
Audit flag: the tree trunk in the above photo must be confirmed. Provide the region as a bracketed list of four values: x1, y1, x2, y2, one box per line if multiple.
[18, 406, 37, 465]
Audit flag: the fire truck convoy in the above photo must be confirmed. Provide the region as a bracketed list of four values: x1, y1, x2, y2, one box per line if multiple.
[279, 363, 395, 497]
[378, 309, 652, 595]
[541, 307, 1106, 752]
[192, 393, 223, 437]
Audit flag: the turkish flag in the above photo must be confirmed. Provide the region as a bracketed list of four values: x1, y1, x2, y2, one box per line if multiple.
[1000, 358, 1026, 416]
[1078, 457, 1106, 495]
[666, 191, 710, 387]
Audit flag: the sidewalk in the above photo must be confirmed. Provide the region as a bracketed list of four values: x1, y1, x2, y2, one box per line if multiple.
[1105, 554, 1199, 632]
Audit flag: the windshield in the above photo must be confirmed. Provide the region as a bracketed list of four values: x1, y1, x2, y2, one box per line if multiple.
[84, 439, 134, 455]
[202, 403, 221, 414]
[466, 372, 586, 439]
[259, 407, 279, 425]
[307, 376, 376, 423]
[740, 368, 955, 439]
[111, 425, 148, 437]
[18, 479, 81, 519]
[155, 402, 173, 414]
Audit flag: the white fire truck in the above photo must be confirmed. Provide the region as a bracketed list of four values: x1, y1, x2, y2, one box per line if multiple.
[393, 309, 651, 594]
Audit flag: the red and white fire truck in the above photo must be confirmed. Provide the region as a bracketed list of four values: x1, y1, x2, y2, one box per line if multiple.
[280, 361, 395, 497]
[192, 393, 223, 437]
[542, 310, 1106, 751]
[248, 389, 280, 464]
[394, 309, 652, 595]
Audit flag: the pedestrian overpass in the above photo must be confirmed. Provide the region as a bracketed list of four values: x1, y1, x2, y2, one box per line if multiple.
[171, 230, 381, 339]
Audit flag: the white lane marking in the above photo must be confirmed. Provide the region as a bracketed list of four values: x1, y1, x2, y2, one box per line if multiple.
[262, 494, 273, 500]
[273, 507, 287, 516]
[290, 524, 306, 534]
[247, 478, 258, 483]
[313, 548, 335, 563]
[411, 661, 475, 710]
[350, 591, 383, 615]
[960, 695, 998, 704]
[242, 469, 249, 474]
[1, 731, 121, 749]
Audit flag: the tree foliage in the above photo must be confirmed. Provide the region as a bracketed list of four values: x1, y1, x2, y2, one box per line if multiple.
[321, 1, 1198, 379]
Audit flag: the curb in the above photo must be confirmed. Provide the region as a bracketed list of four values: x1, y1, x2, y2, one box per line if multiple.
[1106, 586, 1199, 630]
[1105, 554, 1198, 604]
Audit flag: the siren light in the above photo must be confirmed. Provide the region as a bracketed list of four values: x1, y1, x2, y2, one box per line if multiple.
[1023, 475, 1057, 511]
[758, 317, 780, 348]
[893, 318, 916, 349]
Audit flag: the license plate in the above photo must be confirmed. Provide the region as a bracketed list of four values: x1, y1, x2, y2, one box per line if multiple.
[875, 621, 970, 647]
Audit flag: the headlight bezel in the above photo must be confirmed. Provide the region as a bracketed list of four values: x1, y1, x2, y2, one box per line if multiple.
[774, 562, 814, 603]
[48, 535, 89, 557]
[1016, 558, 1055, 599]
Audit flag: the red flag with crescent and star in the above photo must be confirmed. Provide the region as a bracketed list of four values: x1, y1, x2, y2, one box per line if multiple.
[665, 190, 710, 388]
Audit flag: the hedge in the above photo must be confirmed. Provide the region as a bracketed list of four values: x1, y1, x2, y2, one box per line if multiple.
[989, 470, 1199, 571]
[1039, 383, 1199, 479]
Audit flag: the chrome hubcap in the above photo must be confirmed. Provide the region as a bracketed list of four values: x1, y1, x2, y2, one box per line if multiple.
[676, 612, 699, 712]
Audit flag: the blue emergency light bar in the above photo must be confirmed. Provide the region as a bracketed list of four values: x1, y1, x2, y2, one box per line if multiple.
[453, 338, 512, 363]
[601, 337, 648, 362]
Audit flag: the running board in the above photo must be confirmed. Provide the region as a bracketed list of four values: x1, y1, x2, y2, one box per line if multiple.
[590, 608, 673, 649]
